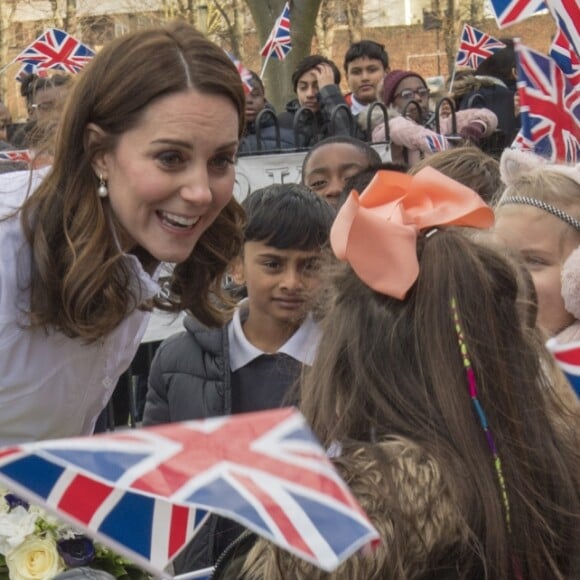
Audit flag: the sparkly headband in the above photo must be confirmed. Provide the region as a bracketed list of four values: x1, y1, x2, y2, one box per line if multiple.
[499, 196, 580, 231]
[451, 298, 512, 531]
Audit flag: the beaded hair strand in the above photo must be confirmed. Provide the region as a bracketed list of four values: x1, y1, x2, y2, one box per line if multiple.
[450, 297, 511, 530]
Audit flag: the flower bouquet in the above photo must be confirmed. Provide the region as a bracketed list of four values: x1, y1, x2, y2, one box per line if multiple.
[0, 490, 150, 580]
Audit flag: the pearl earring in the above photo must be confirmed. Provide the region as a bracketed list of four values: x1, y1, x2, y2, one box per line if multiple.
[97, 174, 108, 198]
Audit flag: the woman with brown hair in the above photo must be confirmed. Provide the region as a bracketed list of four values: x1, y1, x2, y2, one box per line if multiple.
[230, 169, 579, 579]
[0, 23, 245, 444]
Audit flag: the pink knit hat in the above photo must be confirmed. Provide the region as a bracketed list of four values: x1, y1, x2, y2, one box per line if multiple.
[382, 70, 426, 106]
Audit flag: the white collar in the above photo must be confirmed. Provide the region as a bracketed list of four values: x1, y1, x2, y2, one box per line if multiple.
[349, 94, 368, 115]
[228, 299, 321, 371]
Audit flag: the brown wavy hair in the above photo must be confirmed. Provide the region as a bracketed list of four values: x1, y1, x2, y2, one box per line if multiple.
[19, 23, 245, 341]
[410, 147, 503, 205]
[298, 229, 579, 578]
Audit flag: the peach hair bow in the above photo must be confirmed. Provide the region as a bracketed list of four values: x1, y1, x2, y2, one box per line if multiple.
[330, 167, 495, 299]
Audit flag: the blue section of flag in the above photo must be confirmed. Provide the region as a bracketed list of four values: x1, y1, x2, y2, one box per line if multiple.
[289, 491, 375, 558]
[99, 491, 155, 559]
[0, 455, 64, 500]
[185, 476, 267, 530]
[45, 449, 149, 482]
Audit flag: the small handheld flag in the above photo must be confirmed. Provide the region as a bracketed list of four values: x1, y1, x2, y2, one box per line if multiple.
[546, 339, 580, 397]
[13, 28, 94, 74]
[260, 2, 292, 61]
[424, 133, 449, 153]
[514, 42, 580, 162]
[0, 150, 32, 164]
[549, 28, 580, 86]
[488, 0, 546, 28]
[455, 24, 506, 69]
[0, 408, 379, 576]
[226, 52, 254, 95]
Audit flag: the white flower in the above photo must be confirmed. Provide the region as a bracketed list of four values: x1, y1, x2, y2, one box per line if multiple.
[5, 536, 65, 580]
[0, 506, 38, 556]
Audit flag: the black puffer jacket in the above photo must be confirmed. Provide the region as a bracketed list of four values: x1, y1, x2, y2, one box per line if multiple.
[277, 85, 364, 147]
[143, 316, 243, 574]
[143, 316, 230, 424]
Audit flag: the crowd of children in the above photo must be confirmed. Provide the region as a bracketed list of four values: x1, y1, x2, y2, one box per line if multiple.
[0, 25, 578, 580]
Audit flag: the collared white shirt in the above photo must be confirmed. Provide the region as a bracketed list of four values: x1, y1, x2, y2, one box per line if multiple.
[0, 169, 161, 444]
[227, 300, 321, 372]
[349, 94, 368, 116]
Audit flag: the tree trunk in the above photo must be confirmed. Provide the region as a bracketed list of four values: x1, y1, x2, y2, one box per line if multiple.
[315, 0, 336, 59]
[345, 0, 363, 45]
[63, 0, 77, 35]
[244, 0, 323, 111]
[0, 2, 9, 104]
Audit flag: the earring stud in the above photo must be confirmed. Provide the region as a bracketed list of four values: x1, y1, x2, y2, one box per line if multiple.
[97, 174, 108, 198]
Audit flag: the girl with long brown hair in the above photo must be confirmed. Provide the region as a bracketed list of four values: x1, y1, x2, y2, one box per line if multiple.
[236, 169, 579, 579]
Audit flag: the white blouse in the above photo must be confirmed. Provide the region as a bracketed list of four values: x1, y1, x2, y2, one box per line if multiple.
[0, 170, 160, 445]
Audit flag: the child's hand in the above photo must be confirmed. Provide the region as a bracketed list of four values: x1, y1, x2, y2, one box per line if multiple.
[313, 64, 337, 90]
[514, 92, 520, 117]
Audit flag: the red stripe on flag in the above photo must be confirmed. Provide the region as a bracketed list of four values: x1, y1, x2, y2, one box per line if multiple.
[553, 346, 580, 365]
[233, 472, 316, 559]
[0, 447, 21, 461]
[167, 504, 189, 559]
[58, 474, 114, 525]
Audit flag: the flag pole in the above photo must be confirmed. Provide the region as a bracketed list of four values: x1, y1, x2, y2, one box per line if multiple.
[173, 567, 214, 579]
[259, 51, 272, 79]
[448, 66, 457, 93]
[0, 59, 16, 76]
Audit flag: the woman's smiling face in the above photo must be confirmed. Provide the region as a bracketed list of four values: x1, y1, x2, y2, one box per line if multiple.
[93, 89, 239, 264]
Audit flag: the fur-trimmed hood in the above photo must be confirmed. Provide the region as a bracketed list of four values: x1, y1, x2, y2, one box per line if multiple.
[451, 74, 508, 99]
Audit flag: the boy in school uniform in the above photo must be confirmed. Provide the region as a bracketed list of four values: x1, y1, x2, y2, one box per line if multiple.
[142, 183, 334, 572]
[343, 40, 390, 115]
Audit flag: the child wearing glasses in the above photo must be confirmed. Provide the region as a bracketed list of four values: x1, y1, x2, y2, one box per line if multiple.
[370, 70, 497, 167]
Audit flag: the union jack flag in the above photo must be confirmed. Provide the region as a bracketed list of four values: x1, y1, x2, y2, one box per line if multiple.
[0, 150, 32, 164]
[226, 51, 254, 95]
[260, 2, 292, 60]
[0, 409, 379, 576]
[545, 0, 580, 62]
[13, 28, 94, 74]
[455, 24, 506, 69]
[546, 339, 580, 398]
[424, 132, 449, 153]
[488, 0, 546, 27]
[550, 27, 580, 86]
[515, 42, 580, 162]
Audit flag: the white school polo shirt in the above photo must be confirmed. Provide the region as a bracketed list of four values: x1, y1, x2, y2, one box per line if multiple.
[227, 300, 321, 372]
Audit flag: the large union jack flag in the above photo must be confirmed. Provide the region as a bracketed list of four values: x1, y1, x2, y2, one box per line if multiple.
[260, 2, 292, 60]
[550, 28, 580, 86]
[0, 150, 31, 164]
[455, 24, 505, 69]
[546, 339, 580, 398]
[488, 0, 546, 27]
[0, 408, 379, 576]
[13, 28, 95, 74]
[514, 42, 580, 162]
